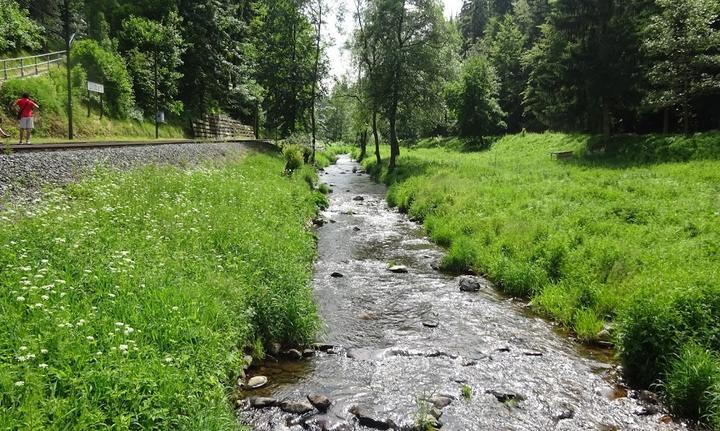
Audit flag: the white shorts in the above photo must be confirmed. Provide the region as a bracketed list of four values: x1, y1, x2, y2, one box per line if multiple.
[19, 117, 34, 129]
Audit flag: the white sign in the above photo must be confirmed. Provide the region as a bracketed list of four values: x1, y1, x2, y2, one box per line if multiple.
[87, 81, 104, 94]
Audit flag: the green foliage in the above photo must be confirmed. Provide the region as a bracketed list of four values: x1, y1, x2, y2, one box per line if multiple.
[446, 54, 506, 137]
[484, 15, 527, 132]
[461, 385, 473, 400]
[0, 0, 44, 54]
[282, 144, 306, 173]
[361, 0, 453, 168]
[252, 0, 317, 135]
[0, 153, 319, 429]
[118, 14, 185, 117]
[664, 344, 720, 422]
[523, 0, 643, 134]
[644, 0, 720, 133]
[72, 39, 134, 118]
[1, 72, 64, 116]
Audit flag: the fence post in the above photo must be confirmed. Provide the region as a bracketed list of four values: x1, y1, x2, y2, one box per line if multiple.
[35, 56, 39, 75]
[2, 60, 6, 81]
[47, 54, 51, 72]
[20, 58, 24, 77]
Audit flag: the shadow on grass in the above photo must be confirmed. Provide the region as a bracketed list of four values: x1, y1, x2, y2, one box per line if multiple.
[570, 133, 720, 169]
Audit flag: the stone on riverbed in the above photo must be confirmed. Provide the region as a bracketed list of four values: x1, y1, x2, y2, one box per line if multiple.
[353, 195, 365, 201]
[423, 320, 439, 328]
[307, 394, 332, 411]
[331, 272, 344, 278]
[349, 406, 395, 430]
[313, 343, 335, 352]
[284, 349, 303, 360]
[486, 390, 525, 404]
[279, 400, 314, 414]
[388, 265, 409, 273]
[428, 395, 454, 409]
[459, 276, 483, 292]
[248, 396, 277, 408]
[247, 376, 268, 389]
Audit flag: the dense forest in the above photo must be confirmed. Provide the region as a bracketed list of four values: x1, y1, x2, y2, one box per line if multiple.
[324, 0, 720, 168]
[3, 0, 718, 147]
[1, 0, 327, 138]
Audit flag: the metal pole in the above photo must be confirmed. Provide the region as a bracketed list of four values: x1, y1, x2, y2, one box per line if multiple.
[63, 0, 74, 140]
[88, 87, 91, 117]
[100, 92, 103, 119]
[154, 51, 159, 139]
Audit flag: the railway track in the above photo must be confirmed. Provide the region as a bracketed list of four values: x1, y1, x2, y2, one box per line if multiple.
[3, 138, 273, 153]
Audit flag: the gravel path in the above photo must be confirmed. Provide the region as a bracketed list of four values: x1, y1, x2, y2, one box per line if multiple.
[0, 141, 272, 205]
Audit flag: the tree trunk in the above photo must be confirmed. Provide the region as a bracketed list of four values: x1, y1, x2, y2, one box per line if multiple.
[663, 108, 669, 134]
[372, 110, 381, 166]
[310, 2, 322, 164]
[601, 99, 610, 137]
[388, 106, 399, 171]
[683, 102, 690, 136]
[358, 130, 368, 161]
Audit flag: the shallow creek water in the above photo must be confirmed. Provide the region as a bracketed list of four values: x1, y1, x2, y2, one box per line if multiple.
[240, 155, 683, 431]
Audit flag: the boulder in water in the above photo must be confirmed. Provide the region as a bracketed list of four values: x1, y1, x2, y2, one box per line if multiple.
[247, 376, 267, 389]
[248, 396, 277, 408]
[349, 406, 394, 430]
[279, 400, 314, 414]
[388, 265, 409, 273]
[307, 394, 332, 411]
[459, 276, 483, 292]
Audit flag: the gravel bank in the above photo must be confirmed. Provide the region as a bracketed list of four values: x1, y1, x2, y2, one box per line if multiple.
[0, 141, 273, 205]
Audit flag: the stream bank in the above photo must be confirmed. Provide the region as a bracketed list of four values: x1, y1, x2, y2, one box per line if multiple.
[239, 155, 681, 431]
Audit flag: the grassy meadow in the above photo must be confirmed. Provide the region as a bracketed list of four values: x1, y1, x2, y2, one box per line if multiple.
[360, 133, 720, 425]
[0, 153, 321, 429]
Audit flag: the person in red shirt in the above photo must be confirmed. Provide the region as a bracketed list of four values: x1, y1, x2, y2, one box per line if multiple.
[15, 93, 40, 144]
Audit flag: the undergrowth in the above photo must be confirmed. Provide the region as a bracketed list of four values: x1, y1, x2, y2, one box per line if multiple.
[0, 153, 320, 429]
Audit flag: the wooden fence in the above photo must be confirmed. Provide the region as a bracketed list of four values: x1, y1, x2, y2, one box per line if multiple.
[192, 115, 256, 140]
[1, 51, 66, 82]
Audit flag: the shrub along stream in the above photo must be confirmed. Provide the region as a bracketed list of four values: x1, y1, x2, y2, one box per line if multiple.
[360, 133, 720, 427]
[0, 153, 322, 429]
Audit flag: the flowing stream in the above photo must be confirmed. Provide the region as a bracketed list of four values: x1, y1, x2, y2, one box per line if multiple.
[240, 155, 683, 431]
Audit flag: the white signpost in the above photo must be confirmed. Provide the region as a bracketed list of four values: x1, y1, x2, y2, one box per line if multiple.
[87, 81, 104, 94]
[87, 81, 104, 118]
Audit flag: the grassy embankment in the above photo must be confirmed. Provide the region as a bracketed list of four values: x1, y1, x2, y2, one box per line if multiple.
[0, 69, 185, 142]
[360, 133, 720, 427]
[0, 152, 324, 429]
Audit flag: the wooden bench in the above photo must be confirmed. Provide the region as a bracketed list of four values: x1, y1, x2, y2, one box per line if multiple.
[550, 151, 574, 160]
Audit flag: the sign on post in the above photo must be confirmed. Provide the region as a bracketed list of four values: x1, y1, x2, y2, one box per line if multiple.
[87, 81, 105, 118]
[87, 81, 104, 93]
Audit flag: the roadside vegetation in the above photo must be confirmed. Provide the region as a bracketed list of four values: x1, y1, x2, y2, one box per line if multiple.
[0, 152, 321, 429]
[360, 132, 720, 426]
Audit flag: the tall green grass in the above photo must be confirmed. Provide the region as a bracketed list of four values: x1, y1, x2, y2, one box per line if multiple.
[362, 132, 720, 427]
[0, 153, 320, 429]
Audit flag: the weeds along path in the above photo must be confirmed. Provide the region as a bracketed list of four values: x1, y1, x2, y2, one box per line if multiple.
[0, 153, 320, 429]
[0, 141, 271, 205]
[240, 155, 681, 430]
